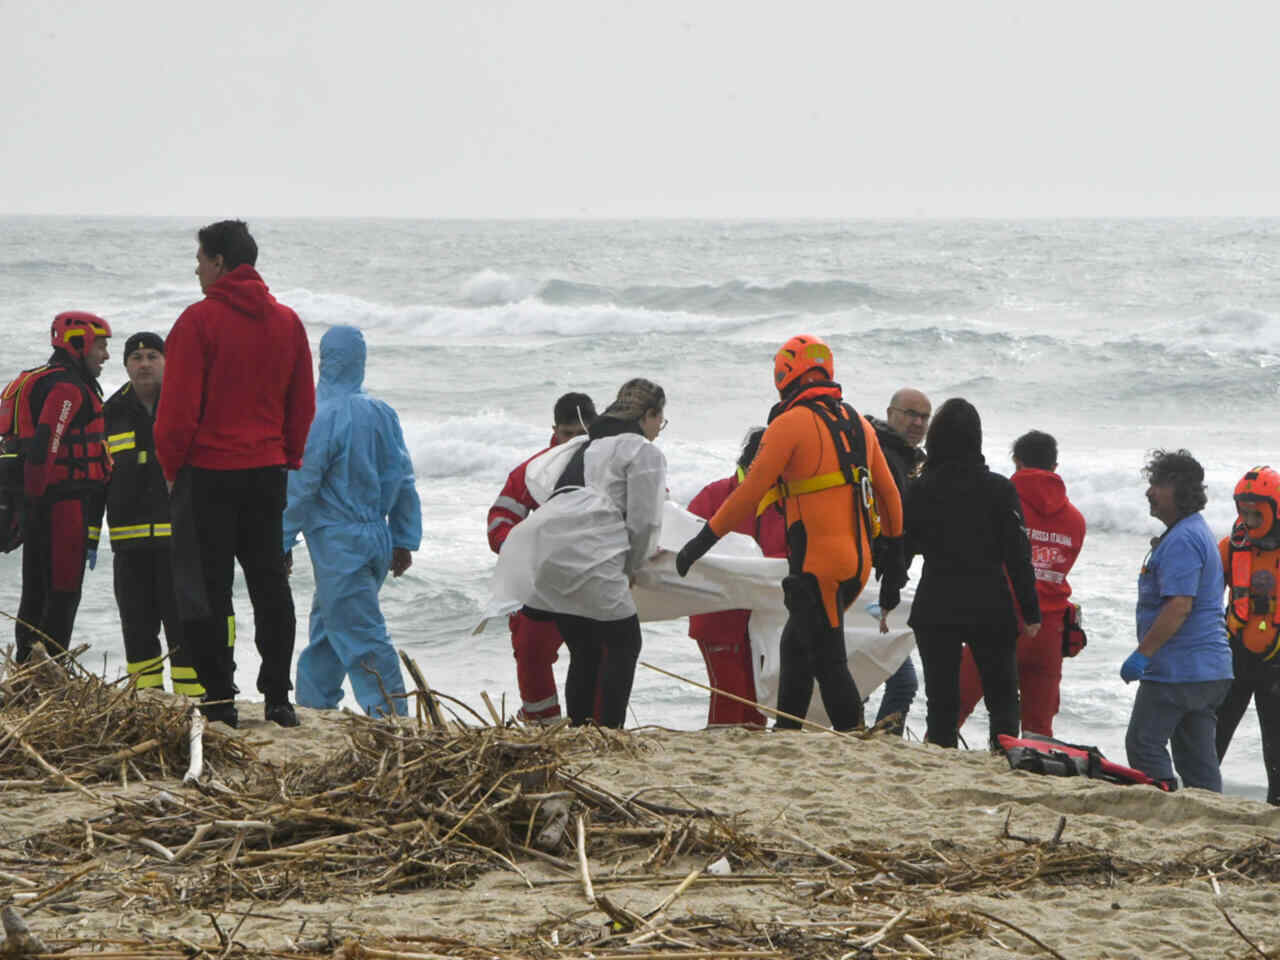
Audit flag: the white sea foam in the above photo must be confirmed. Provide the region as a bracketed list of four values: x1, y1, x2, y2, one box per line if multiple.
[459, 269, 535, 306]
[403, 413, 551, 482]
[1059, 460, 1241, 538]
[282, 286, 748, 338]
[1105, 307, 1280, 363]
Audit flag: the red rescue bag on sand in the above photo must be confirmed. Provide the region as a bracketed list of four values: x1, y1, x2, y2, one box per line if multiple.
[998, 733, 1173, 790]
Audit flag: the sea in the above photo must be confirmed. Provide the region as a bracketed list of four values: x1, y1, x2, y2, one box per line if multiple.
[1, 217, 1277, 802]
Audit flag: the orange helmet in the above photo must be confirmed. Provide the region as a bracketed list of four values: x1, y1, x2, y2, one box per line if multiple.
[51, 311, 111, 361]
[773, 334, 833, 393]
[1234, 466, 1280, 547]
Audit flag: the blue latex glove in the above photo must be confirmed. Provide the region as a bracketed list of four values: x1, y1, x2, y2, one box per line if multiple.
[86, 548, 97, 572]
[1120, 650, 1151, 683]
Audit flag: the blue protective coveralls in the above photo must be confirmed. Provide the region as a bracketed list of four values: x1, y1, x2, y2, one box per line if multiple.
[282, 326, 422, 716]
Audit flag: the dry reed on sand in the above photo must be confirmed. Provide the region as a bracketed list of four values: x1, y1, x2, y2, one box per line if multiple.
[2, 667, 1279, 958]
[0, 643, 254, 789]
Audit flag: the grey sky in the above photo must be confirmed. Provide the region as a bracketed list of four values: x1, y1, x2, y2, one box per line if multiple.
[3, 1, 1277, 217]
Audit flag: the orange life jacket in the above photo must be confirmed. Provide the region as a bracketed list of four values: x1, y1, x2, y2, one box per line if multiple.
[1225, 521, 1280, 661]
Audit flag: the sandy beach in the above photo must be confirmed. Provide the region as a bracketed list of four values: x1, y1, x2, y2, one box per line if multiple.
[1, 673, 1278, 960]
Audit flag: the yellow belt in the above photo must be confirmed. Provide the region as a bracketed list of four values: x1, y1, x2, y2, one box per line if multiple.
[756, 468, 882, 538]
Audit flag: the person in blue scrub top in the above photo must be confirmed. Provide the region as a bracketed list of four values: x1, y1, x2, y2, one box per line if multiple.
[1123, 449, 1233, 791]
[283, 325, 422, 717]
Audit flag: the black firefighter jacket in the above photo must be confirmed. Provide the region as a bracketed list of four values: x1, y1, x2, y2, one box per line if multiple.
[88, 384, 170, 552]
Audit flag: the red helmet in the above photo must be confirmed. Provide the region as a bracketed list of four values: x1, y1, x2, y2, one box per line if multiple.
[773, 334, 833, 393]
[51, 311, 111, 360]
[1234, 465, 1280, 547]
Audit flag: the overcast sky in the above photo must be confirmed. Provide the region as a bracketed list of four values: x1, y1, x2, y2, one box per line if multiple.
[3, 1, 1277, 217]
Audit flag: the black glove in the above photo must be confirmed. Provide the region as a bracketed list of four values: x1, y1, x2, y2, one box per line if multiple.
[676, 524, 720, 578]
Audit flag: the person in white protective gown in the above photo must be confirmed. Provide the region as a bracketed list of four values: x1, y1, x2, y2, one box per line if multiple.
[493, 378, 667, 728]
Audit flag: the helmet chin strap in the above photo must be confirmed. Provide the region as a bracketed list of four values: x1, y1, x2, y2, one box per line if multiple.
[1252, 528, 1280, 552]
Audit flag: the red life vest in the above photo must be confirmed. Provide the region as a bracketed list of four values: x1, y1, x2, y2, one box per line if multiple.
[0, 362, 110, 497]
[1225, 521, 1280, 661]
[999, 734, 1173, 790]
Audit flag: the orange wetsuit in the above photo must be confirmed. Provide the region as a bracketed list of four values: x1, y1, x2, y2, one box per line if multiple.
[708, 399, 903, 626]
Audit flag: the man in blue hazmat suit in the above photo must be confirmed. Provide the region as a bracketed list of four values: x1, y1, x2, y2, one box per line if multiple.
[283, 325, 422, 717]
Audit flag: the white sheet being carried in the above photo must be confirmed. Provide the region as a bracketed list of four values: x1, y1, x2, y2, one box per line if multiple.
[478, 465, 915, 722]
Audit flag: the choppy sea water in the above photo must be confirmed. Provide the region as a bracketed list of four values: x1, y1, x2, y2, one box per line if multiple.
[1, 217, 1278, 801]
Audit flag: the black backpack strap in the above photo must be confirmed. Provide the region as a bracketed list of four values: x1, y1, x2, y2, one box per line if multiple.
[803, 398, 868, 484]
[552, 440, 591, 497]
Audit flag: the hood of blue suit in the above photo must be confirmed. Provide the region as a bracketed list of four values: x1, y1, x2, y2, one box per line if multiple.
[318, 325, 366, 400]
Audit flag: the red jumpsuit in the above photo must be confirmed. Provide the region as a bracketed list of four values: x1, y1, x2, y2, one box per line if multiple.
[688, 474, 787, 726]
[5, 359, 111, 660]
[956, 468, 1085, 736]
[488, 437, 568, 722]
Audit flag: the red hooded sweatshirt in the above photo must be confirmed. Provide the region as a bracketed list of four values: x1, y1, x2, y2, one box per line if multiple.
[155, 266, 315, 484]
[1011, 468, 1086, 615]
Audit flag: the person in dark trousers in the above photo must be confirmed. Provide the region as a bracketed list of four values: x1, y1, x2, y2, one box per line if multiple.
[1, 313, 112, 660]
[156, 220, 316, 729]
[905, 398, 1040, 748]
[88, 332, 204, 695]
[865, 387, 931, 734]
[956, 430, 1086, 737]
[496, 379, 668, 728]
[1216, 465, 1280, 805]
[676, 336, 905, 733]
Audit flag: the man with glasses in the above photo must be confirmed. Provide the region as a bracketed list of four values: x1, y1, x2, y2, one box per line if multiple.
[866, 387, 932, 734]
[886, 389, 932, 450]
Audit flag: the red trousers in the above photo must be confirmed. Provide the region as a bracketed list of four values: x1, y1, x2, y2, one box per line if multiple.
[511, 610, 563, 722]
[17, 497, 88, 660]
[691, 610, 766, 727]
[957, 609, 1065, 737]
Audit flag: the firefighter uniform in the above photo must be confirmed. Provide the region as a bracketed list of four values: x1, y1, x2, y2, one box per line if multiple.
[91, 381, 203, 695]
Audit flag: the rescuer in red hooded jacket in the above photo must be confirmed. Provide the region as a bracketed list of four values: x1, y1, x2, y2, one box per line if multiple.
[957, 430, 1086, 736]
[487, 392, 596, 722]
[155, 220, 315, 729]
[686, 427, 787, 726]
[0, 313, 112, 660]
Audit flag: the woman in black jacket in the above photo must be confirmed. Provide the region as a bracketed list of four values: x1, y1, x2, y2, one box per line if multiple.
[906, 398, 1041, 748]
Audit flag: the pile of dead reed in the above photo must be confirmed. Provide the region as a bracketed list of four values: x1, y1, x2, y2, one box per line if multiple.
[17, 711, 691, 906]
[0, 643, 255, 791]
[2, 658, 1278, 958]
